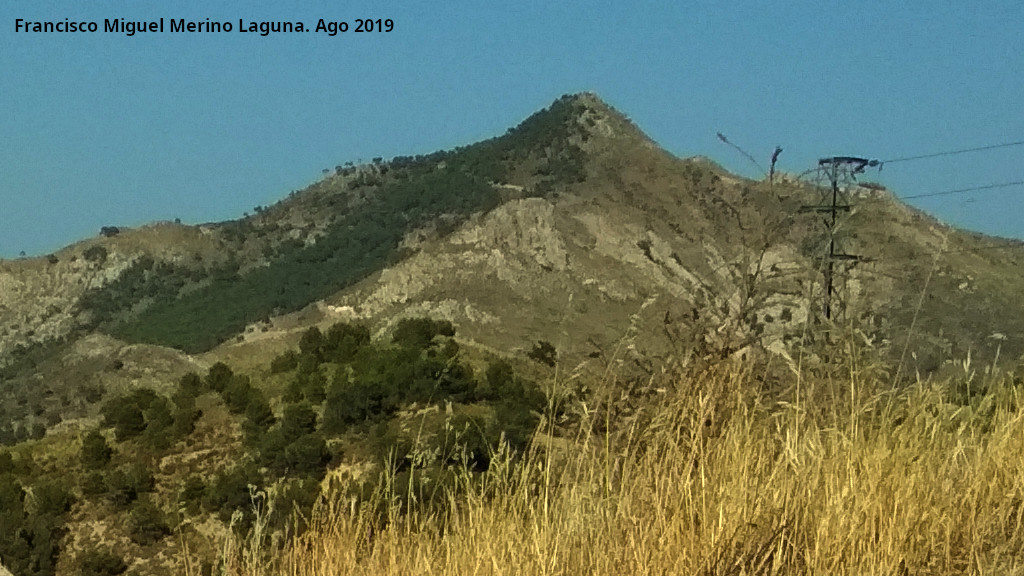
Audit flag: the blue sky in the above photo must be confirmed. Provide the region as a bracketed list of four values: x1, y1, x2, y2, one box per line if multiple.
[2, 0, 1023, 258]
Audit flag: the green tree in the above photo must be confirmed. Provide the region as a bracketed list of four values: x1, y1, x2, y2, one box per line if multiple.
[80, 428, 112, 469]
[0, 450, 14, 474]
[222, 375, 255, 414]
[281, 403, 318, 443]
[172, 406, 201, 439]
[283, 434, 331, 477]
[392, 317, 455, 350]
[299, 327, 324, 362]
[177, 371, 204, 397]
[102, 401, 145, 442]
[270, 350, 299, 374]
[142, 400, 175, 450]
[105, 463, 153, 509]
[323, 322, 370, 363]
[206, 362, 234, 393]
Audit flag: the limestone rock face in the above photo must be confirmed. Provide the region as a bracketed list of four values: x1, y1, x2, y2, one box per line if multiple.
[0, 247, 134, 360]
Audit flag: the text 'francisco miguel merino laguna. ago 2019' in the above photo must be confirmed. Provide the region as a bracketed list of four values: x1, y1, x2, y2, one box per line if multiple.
[14, 18, 395, 37]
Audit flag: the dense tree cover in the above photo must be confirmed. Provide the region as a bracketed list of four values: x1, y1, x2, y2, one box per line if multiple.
[109, 168, 500, 353]
[77, 256, 209, 329]
[279, 321, 544, 460]
[89, 96, 592, 354]
[0, 474, 72, 576]
[389, 94, 590, 187]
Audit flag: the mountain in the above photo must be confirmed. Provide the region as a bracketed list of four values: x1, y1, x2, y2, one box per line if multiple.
[4, 91, 1024, 431]
[7, 93, 1023, 371]
[3, 92, 1024, 575]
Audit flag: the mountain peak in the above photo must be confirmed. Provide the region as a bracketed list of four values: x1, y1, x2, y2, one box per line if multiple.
[547, 92, 657, 147]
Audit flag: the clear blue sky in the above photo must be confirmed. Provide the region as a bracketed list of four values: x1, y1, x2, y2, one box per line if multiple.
[2, 0, 1023, 258]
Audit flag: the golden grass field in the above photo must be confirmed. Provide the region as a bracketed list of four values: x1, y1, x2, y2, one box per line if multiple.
[208, 345, 1024, 576]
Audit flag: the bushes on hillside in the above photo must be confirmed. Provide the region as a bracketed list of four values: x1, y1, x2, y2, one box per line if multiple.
[270, 350, 299, 374]
[127, 497, 170, 545]
[392, 318, 455, 350]
[105, 463, 154, 509]
[178, 475, 207, 516]
[78, 548, 127, 576]
[100, 388, 190, 449]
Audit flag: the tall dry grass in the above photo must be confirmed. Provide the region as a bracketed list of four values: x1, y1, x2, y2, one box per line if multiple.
[221, 350, 1024, 576]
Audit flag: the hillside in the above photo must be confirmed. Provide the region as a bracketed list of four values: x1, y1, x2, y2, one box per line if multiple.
[3, 92, 1024, 576]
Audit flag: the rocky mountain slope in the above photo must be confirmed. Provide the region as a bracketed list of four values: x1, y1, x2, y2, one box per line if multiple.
[4, 93, 1024, 379]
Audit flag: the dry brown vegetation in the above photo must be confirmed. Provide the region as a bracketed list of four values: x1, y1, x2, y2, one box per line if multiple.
[208, 342, 1024, 576]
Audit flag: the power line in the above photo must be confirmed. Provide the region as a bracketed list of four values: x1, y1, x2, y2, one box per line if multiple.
[898, 180, 1024, 200]
[881, 139, 1024, 165]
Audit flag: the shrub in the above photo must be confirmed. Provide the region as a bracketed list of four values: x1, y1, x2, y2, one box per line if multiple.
[32, 480, 74, 516]
[392, 317, 455, 350]
[78, 547, 127, 576]
[83, 245, 108, 264]
[527, 340, 557, 367]
[270, 350, 299, 374]
[178, 475, 206, 516]
[128, 497, 170, 545]
[80, 472, 106, 496]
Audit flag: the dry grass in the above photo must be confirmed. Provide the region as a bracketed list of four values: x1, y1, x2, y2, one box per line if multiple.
[218, 350, 1024, 576]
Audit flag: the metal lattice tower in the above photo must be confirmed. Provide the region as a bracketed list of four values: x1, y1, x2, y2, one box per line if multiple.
[799, 156, 878, 321]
